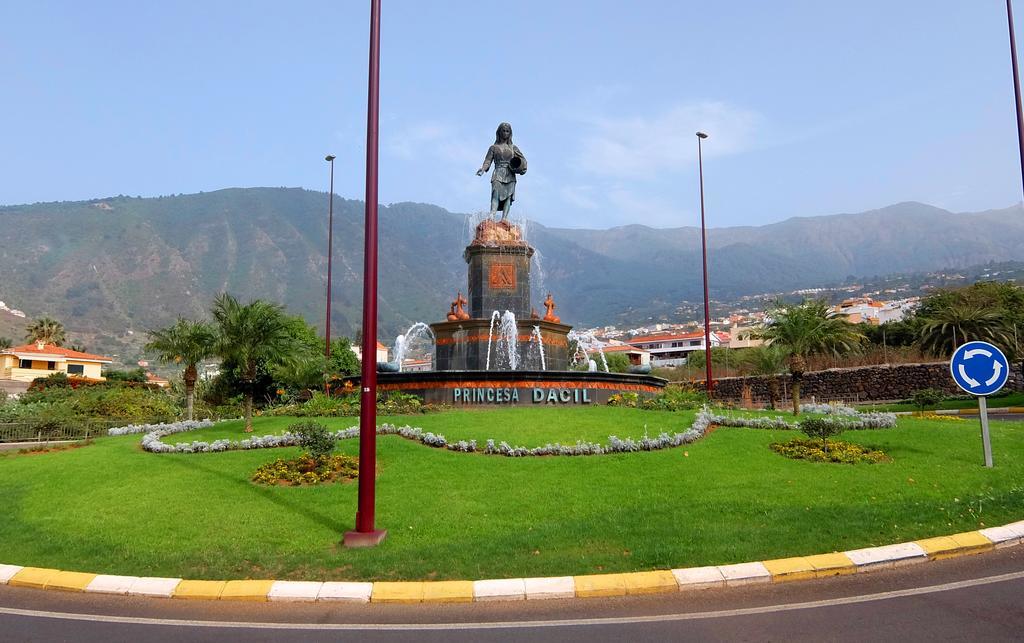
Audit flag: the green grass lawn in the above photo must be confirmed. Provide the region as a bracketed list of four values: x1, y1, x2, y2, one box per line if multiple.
[1, 407, 1022, 582]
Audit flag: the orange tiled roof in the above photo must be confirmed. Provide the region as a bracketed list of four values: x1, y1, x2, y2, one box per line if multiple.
[2, 343, 112, 363]
[602, 344, 647, 353]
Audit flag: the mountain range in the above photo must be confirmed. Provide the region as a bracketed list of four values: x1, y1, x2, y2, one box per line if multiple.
[1, 188, 1022, 364]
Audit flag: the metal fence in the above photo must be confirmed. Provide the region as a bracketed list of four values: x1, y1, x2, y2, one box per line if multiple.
[0, 418, 169, 443]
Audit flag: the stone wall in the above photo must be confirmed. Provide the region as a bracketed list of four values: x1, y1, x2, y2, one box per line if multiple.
[699, 362, 1023, 403]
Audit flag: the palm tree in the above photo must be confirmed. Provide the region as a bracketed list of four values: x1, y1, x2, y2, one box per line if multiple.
[0, 337, 11, 350]
[211, 293, 295, 432]
[25, 317, 66, 346]
[917, 303, 1013, 357]
[145, 318, 217, 421]
[740, 344, 787, 409]
[757, 300, 864, 415]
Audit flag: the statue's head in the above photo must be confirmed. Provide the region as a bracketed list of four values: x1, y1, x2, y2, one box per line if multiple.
[494, 122, 513, 144]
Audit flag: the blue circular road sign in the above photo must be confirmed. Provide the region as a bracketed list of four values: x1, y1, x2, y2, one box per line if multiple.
[950, 341, 1010, 396]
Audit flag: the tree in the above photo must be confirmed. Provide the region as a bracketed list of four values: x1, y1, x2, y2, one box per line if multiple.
[25, 317, 66, 346]
[329, 337, 361, 378]
[740, 344, 788, 409]
[104, 368, 148, 383]
[0, 337, 11, 350]
[603, 352, 631, 373]
[757, 300, 864, 415]
[145, 318, 217, 421]
[917, 302, 1014, 358]
[211, 293, 296, 432]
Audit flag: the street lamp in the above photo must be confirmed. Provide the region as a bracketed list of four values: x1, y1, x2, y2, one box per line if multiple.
[344, 0, 386, 548]
[696, 131, 714, 397]
[324, 155, 336, 395]
[1007, 0, 1024, 200]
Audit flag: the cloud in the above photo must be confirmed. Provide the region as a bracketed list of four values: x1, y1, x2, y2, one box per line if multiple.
[386, 121, 478, 166]
[573, 102, 762, 179]
[559, 184, 599, 210]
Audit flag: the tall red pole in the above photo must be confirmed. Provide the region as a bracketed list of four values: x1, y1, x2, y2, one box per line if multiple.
[324, 155, 335, 395]
[345, 0, 386, 547]
[1008, 0, 1024, 199]
[697, 132, 714, 397]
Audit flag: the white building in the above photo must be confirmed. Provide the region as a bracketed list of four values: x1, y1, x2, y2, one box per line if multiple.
[628, 330, 729, 367]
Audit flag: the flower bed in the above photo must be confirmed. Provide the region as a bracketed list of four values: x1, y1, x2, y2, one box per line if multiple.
[108, 419, 215, 437]
[770, 438, 890, 464]
[252, 454, 359, 486]
[138, 406, 898, 458]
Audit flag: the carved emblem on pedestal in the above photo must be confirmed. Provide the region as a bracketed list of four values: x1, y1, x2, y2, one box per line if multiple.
[489, 263, 516, 289]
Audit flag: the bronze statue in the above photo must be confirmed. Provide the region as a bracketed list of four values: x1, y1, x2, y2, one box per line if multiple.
[476, 122, 526, 220]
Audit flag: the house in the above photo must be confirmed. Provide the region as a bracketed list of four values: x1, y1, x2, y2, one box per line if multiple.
[601, 343, 651, 367]
[0, 342, 113, 382]
[727, 324, 766, 349]
[351, 341, 389, 364]
[146, 372, 171, 388]
[627, 330, 727, 367]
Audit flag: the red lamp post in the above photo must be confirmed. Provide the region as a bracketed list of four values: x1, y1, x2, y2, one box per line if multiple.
[696, 131, 714, 397]
[344, 0, 386, 548]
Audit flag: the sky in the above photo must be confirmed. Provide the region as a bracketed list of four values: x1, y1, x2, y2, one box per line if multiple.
[2, 0, 1023, 229]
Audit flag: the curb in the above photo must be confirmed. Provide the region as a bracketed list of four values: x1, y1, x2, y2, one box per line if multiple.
[2, 520, 1023, 604]
[895, 407, 1023, 416]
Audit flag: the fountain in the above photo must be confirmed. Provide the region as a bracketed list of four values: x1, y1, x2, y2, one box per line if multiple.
[352, 121, 666, 406]
[568, 329, 609, 373]
[393, 322, 435, 372]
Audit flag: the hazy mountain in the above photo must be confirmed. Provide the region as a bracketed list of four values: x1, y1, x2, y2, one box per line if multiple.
[1, 188, 1022, 362]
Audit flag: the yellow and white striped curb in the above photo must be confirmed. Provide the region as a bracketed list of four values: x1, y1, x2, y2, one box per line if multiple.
[3, 520, 1023, 604]
[898, 406, 1024, 416]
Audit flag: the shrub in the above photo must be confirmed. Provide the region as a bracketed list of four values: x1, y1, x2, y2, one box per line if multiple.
[30, 372, 71, 391]
[608, 389, 707, 411]
[267, 391, 431, 417]
[378, 391, 424, 414]
[641, 388, 707, 411]
[603, 353, 631, 373]
[104, 367, 148, 383]
[607, 392, 640, 408]
[798, 417, 851, 453]
[291, 421, 335, 461]
[911, 388, 946, 413]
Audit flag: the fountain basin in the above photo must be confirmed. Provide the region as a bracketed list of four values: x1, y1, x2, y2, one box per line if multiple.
[431, 318, 571, 371]
[351, 370, 666, 407]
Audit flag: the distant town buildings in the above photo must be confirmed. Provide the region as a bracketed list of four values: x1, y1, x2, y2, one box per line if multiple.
[830, 297, 920, 325]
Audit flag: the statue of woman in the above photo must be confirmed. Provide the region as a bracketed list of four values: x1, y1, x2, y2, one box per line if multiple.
[476, 122, 526, 220]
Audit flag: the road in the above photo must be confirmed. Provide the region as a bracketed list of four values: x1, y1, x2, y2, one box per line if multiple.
[2, 547, 1023, 641]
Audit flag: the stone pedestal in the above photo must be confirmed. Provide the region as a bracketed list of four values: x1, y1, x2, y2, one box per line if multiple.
[464, 245, 534, 320]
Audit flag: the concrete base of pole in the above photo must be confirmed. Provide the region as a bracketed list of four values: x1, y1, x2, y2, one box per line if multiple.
[342, 529, 388, 548]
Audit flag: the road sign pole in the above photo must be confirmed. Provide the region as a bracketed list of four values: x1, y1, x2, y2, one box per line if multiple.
[979, 396, 994, 468]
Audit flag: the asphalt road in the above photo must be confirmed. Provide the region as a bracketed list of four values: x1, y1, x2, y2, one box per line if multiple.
[984, 413, 1024, 422]
[2, 547, 1024, 642]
